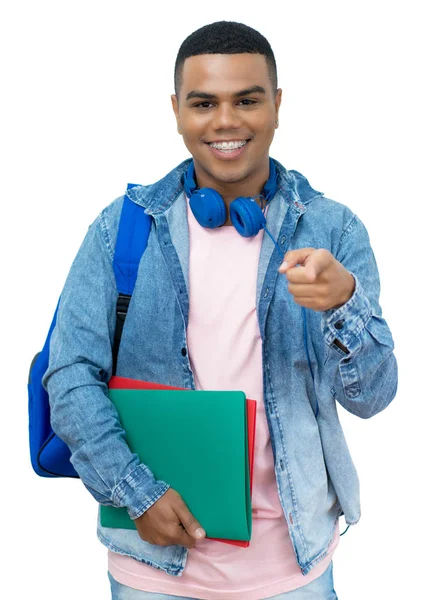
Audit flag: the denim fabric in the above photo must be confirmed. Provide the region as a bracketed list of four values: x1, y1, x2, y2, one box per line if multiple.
[108, 561, 337, 599]
[43, 157, 397, 578]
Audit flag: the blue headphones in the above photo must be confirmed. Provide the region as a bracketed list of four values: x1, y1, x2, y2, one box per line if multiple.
[183, 158, 278, 238]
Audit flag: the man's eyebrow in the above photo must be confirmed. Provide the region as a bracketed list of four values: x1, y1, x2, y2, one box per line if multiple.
[185, 85, 266, 102]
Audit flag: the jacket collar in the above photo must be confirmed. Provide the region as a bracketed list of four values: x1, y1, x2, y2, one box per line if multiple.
[126, 157, 323, 216]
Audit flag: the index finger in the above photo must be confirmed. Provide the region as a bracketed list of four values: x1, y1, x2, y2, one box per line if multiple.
[278, 248, 316, 272]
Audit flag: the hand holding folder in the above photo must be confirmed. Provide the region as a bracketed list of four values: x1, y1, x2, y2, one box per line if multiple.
[100, 377, 256, 547]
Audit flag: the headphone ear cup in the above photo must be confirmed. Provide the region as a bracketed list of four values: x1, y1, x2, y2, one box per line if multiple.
[189, 188, 226, 228]
[230, 198, 266, 237]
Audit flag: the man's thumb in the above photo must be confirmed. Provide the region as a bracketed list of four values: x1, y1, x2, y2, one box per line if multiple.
[176, 501, 206, 540]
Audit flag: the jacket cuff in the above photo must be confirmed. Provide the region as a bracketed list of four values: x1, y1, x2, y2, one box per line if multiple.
[113, 463, 170, 520]
[321, 273, 372, 355]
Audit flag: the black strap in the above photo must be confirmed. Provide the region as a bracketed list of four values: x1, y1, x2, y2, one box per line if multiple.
[112, 293, 131, 376]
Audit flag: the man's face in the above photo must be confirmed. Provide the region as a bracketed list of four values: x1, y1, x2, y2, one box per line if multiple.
[171, 53, 282, 193]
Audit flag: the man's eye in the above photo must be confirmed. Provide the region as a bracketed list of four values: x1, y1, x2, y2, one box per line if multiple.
[239, 99, 257, 106]
[194, 102, 214, 109]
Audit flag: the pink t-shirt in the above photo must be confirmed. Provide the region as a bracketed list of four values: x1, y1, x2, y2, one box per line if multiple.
[108, 200, 339, 599]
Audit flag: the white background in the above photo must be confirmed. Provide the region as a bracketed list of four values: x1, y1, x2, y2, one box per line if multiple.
[1, 1, 436, 598]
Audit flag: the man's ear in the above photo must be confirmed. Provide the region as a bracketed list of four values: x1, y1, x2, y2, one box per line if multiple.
[171, 94, 181, 134]
[275, 88, 282, 119]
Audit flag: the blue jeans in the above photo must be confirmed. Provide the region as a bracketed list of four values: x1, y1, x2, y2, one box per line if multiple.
[108, 561, 338, 599]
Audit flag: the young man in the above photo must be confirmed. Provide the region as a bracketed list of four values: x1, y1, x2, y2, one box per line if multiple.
[43, 21, 398, 600]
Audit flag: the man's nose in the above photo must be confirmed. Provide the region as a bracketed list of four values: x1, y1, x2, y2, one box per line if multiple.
[212, 103, 242, 130]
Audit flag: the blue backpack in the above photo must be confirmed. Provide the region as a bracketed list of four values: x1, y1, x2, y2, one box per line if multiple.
[28, 186, 151, 478]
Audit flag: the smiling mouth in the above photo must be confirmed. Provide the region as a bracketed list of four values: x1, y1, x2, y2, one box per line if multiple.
[206, 139, 251, 153]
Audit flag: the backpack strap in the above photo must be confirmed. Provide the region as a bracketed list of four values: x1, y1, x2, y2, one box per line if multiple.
[112, 185, 152, 374]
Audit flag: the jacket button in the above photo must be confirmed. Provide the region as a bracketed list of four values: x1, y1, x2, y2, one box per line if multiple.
[334, 319, 345, 330]
[181, 347, 187, 357]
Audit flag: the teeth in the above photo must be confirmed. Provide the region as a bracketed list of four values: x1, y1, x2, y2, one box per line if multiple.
[209, 140, 247, 150]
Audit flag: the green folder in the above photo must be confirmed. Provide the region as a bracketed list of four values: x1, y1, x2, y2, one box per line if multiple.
[100, 389, 252, 541]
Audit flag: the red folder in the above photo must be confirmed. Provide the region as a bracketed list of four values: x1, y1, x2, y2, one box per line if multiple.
[109, 376, 256, 547]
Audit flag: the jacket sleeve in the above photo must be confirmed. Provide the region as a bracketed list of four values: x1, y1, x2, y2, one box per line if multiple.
[320, 213, 398, 419]
[42, 213, 169, 518]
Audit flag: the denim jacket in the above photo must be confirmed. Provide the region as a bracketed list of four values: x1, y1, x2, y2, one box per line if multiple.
[43, 157, 397, 577]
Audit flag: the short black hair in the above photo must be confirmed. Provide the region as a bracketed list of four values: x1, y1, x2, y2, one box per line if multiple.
[174, 21, 278, 100]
